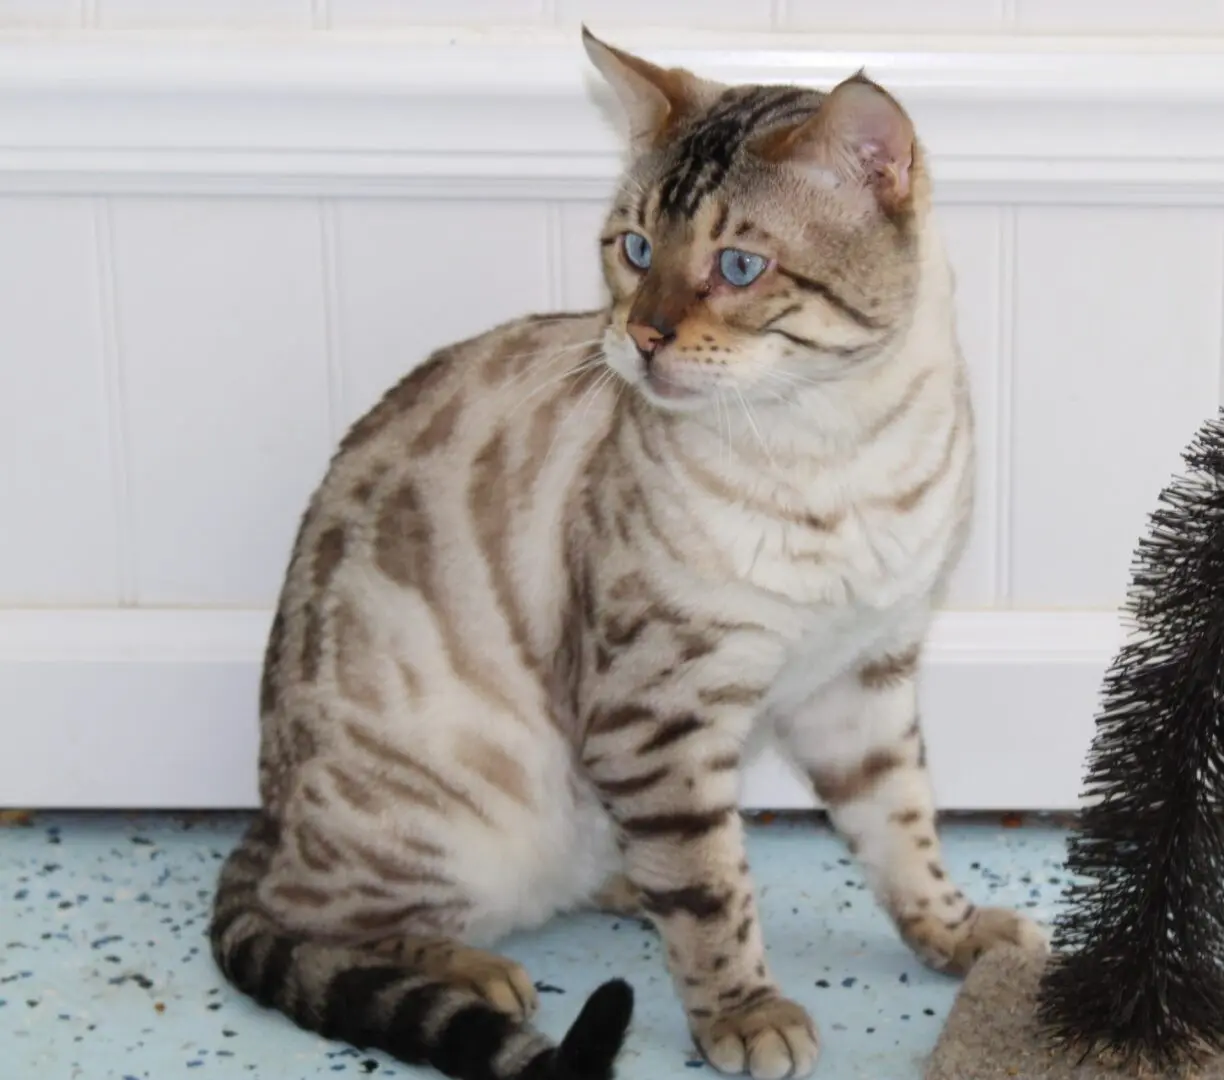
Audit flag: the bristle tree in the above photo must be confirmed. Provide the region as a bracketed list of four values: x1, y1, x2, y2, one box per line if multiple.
[1035, 409, 1224, 1071]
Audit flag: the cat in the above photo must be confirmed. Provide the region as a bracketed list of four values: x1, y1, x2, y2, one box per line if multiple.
[209, 27, 1046, 1080]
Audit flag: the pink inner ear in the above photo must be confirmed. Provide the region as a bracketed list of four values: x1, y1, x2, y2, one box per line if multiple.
[827, 80, 914, 204]
[752, 76, 915, 208]
[859, 137, 912, 199]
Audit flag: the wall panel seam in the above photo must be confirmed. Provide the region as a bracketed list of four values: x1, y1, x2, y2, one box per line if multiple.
[93, 195, 134, 605]
[545, 202, 565, 310]
[319, 198, 344, 442]
[994, 205, 1018, 603]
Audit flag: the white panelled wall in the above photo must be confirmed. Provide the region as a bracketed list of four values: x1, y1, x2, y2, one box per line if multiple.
[2, 17, 1223, 810]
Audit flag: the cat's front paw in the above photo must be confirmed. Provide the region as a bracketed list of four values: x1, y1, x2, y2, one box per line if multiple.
[902, 905, 1048, 977]
[694, 993, 819, 1080]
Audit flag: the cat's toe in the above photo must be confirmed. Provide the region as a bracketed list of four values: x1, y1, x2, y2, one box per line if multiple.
[949, 906, 1048, 974]
[696, 994, 819, 1080]
[901, 905, 1047, 977]
[451, 952, 539, 1020]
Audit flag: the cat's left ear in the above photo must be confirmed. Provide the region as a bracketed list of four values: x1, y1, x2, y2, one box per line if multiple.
[753, 72, 915, 215]
[582, 27, 702, 153]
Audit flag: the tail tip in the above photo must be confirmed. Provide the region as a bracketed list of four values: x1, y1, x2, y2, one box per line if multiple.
[556, 978, 635, 1079]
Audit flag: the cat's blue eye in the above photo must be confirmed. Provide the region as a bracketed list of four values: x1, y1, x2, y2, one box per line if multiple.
[719, 248, 767, 287]
[622, 232, 652, 271]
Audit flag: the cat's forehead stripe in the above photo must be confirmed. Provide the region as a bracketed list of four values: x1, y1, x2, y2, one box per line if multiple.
[656, 86, 819, 220]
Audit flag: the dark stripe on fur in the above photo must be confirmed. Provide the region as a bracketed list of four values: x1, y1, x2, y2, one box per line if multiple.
[253, 936, 298, 1007]
[760, 302, 802, 326]
[590, 704, 656, 734]
[320, 964, 411, 1044]
[767, 328, 867, 358]
[738, 985, 774, 1009]
[620, 807, 733, 840]
[603, 614, 650, 648]
[637, 714, 706, 754]
[657, 87, 819, 218]
[639, 884, 730, 920]
[431, 1003, 514, 1077]
[210, 900, 252, 946]
[597, 766, 671, 797]
[776, 268, 885, 330]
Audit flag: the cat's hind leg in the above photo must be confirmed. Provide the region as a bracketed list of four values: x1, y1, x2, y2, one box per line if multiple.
[210, 814, 634, 1080]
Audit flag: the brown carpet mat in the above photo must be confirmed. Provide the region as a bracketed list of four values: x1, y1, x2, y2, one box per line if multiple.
[923, 946, 1224, 1079]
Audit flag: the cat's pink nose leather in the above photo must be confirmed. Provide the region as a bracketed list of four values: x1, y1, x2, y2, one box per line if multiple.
[628, 323, 667, 354]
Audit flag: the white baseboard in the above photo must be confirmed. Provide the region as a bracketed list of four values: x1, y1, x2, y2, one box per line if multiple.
[1, 28, 1224, 203]
[0, 609, 1119, 811]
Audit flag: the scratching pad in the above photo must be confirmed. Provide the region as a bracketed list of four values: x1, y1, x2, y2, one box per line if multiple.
[924, 946, 1224, 1080]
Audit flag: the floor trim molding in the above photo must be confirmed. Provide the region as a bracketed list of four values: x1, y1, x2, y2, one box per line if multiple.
[0, 608, 1118, 810]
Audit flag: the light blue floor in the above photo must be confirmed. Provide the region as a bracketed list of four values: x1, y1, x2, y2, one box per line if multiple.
[1, 812, 1070, 1080]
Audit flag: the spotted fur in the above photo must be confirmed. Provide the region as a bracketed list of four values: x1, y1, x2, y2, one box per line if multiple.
[209, 30, 1045, 1080]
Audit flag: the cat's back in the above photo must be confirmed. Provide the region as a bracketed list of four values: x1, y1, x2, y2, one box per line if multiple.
[257, 308, 617, 807]
[321, 308, 612, 495]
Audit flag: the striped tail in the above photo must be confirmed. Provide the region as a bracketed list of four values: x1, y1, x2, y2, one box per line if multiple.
[209, 817, 634, 1080]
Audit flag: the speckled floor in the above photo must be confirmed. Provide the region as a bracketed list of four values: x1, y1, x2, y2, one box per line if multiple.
[0, 812, 1070, 1080]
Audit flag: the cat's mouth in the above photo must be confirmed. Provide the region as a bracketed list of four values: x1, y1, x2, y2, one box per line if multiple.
[603, 335, 708, 408]
[643, 369, 699, 401]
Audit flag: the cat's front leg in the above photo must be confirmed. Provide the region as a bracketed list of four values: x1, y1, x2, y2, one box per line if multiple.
[780, 646, 1048, 975]
[583, 701, 819, 1080]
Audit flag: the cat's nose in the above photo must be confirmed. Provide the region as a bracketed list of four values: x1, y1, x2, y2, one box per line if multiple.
[627, 322, 675, 365]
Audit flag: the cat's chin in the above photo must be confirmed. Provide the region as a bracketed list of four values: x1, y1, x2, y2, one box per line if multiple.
[638, 372, 709, 412]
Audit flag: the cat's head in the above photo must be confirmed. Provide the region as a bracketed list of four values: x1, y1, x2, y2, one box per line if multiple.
[585, 29, 926, 413]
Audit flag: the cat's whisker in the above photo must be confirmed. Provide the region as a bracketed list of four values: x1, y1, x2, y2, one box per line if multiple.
[736, 371, 801, 401]
[538, 353, 609, 476]
[501, 352, 607, 421]
[497, 336, 604, 374]
[502, 366, 601, 426]
[757, 368, 828, 394]
[525, 315, 606, 328]
[575, 368, 617, 432]
[495, 352, 591, 411]
[735, 386, 777, 470]
[715, 389, 732, 469]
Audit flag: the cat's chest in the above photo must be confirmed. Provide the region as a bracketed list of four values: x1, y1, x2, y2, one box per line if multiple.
[708, 469, 961, 614]
[690, 491, 961, 712]
[666, 399, 968, 615]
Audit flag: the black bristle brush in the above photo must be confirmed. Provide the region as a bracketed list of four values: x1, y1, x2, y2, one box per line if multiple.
[1035, 409, 1224, 1070]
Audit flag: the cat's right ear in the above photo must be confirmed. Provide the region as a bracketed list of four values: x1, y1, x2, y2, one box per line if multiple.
[582, 27, 700, 153]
